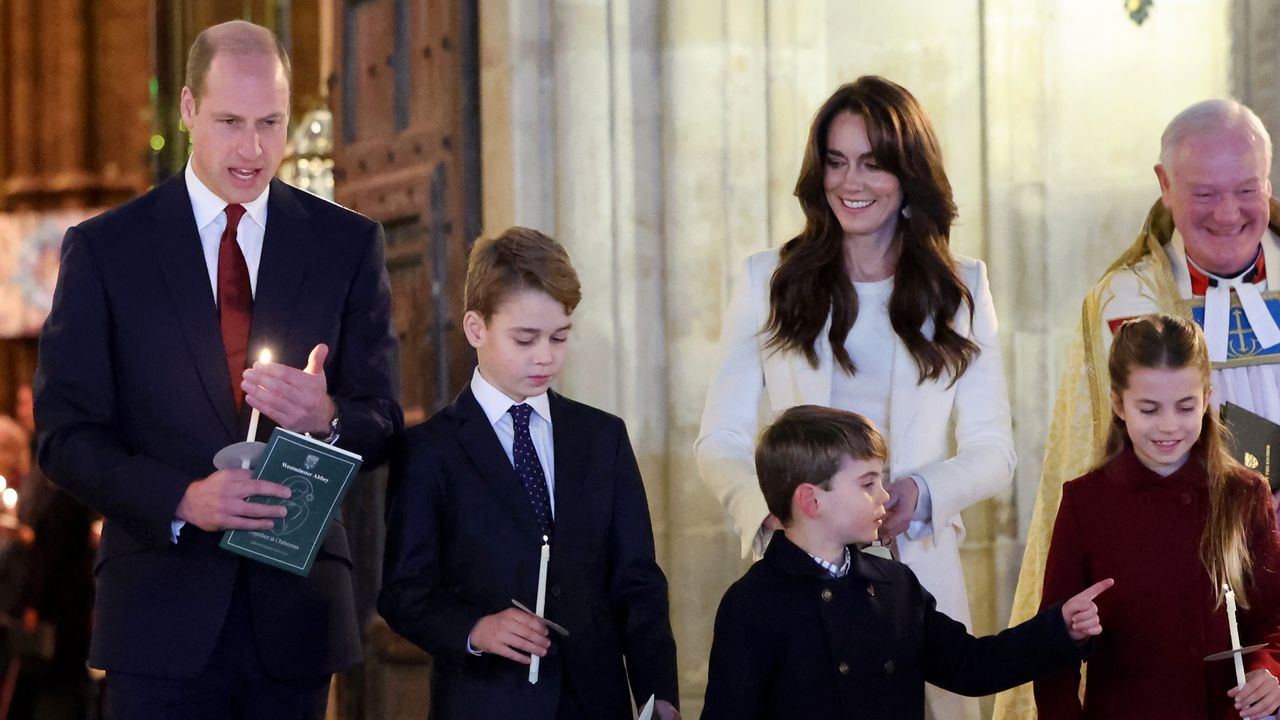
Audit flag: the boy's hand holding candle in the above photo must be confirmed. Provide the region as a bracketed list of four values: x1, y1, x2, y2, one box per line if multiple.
[467, 608, 551, 663]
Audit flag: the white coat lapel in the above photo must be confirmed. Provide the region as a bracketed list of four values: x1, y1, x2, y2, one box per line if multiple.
[790, 314, 834, 405]
[886, 335, 919, 470]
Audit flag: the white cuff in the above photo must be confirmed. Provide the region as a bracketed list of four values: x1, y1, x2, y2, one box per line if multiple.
[904, 474, 933, 540]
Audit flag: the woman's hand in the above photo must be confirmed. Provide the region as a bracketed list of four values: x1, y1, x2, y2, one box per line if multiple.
[878, 477, 919, 542]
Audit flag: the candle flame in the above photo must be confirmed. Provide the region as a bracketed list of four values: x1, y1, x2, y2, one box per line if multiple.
[1, 487, 16, 510]
[259, 348, 272, 364]
[542, 534, 549, 544]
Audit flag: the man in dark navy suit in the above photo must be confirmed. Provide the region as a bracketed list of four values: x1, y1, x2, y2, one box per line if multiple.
[33, 20, 401, 719]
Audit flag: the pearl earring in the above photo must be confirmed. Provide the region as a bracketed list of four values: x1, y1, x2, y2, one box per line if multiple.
[900, 205, 912, 219]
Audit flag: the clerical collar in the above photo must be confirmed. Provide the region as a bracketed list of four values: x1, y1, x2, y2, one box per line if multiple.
[1187, 248, 1266, 297]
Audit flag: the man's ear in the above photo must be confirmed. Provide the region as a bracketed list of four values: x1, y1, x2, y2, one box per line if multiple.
[1154, 163, 1174, 208]
[793, 484, 821, 520]
[180, 86, 197, 128]
[462, 310, 487, 350]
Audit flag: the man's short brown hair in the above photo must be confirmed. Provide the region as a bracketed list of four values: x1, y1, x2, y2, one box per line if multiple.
[464, 227, 582, 319]
[186, 20, 293, 103]
[755, 405, 887, 524]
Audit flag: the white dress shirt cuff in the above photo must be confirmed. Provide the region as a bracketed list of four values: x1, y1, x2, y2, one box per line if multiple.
[904, 474, 933, 540]
[170, 519, 186, 544]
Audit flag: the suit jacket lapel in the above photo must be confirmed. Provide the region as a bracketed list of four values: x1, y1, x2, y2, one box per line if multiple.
[149, 176, 238, 437]
[452, 388, 544, 540]
[548, 391, 587, 547]
[249, 180, 311, 366]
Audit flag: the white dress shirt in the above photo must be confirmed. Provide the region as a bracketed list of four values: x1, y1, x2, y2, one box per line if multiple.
[469, 367, 556, 514]
[172, 162, 272, 542]
[464, 367, 557, 656]
[185, 161, 269, 302]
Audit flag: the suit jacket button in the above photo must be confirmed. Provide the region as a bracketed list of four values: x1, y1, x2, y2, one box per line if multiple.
[883, 660, 895, 675]
[838, 662, 850, 675]
[821, 588, 833, 602]
[551, 585, 562, 598]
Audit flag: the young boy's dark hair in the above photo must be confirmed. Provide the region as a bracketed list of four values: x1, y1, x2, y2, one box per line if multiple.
[755, 405, 887, 524]
[701, 406, 1110, 720]
[463, 226, 582, 318]
[379, 226, 679, 720]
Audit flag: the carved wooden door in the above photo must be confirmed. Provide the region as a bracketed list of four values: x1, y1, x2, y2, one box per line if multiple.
[333, 0, 480, 427]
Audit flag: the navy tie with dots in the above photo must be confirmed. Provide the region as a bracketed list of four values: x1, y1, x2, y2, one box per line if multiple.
[508, 403, 554, 537]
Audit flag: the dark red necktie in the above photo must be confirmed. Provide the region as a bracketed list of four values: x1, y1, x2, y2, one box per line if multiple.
[218, 204, 251, 411]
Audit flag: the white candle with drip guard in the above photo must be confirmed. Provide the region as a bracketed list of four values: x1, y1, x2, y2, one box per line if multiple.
[529, 536, 550, 684]
[1224, 582, 1246, 688]
[245, 348, 272, 445]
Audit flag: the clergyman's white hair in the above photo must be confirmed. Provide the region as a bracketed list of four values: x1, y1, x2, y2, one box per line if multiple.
[1159, 98, 1272, 170]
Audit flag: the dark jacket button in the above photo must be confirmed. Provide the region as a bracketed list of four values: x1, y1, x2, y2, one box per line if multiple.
[821, 588, 833, 602]
[838, 662, 850, 675]
[550, 585, 562, 598]
[884, 660, 895, 675]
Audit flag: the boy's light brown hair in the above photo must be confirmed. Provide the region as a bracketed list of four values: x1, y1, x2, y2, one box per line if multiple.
[755, 404, 887, 524]
[464, 227, 582, 319]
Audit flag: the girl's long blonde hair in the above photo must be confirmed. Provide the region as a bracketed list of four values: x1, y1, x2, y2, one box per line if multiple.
[1105, 314, 1261, 607]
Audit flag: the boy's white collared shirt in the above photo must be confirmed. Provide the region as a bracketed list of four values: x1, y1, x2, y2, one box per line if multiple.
[470, 367, 556, 515]
[805, 546, 852, 578]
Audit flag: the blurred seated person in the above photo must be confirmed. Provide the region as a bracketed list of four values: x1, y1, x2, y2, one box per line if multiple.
[6, 387, 96, 720]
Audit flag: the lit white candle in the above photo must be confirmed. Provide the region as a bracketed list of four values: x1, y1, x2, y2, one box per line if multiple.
[1224, 582, 1246, 688]
[1, 487, 17, 513]
[529, 536, 550, 684]
[245, 348, 272, 443]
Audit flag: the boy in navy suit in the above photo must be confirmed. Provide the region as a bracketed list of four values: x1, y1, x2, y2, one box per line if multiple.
[701, 405, 1112, 720]
[379, 227, 679, 719]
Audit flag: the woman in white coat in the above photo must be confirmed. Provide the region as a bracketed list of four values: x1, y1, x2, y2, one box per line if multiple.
[695, 76, 1013, 720]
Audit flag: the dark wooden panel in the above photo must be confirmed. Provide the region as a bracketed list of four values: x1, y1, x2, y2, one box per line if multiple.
[334, 0, 479, 425]
[331, 5, 480, 711]
[0, 0, 150, 210]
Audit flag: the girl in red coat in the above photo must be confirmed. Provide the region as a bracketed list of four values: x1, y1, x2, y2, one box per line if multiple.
[1035, 313, 1280, 719]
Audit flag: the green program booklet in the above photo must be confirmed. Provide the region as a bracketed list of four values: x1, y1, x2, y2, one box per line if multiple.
[1221, 401, 1280, 493]
[220, 428, 362, 576]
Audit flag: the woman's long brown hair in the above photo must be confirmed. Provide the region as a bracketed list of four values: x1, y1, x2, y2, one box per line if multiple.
[1104, 314, 1261, 607]
[763, 76, 977, 384]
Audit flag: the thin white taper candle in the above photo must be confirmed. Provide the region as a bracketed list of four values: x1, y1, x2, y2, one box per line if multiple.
[245, 349, 272, 442]
[1224, 582, 1246, 688]
[529, 536, 550, 684]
